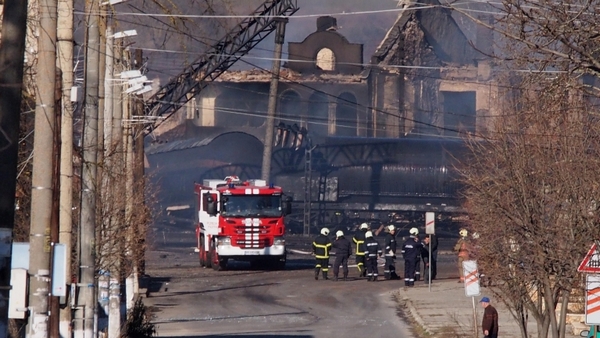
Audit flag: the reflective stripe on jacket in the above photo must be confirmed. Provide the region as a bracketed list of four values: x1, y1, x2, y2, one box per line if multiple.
[384, 233, 396, 257]
[365, 237, 381, 258]
[312, 234, 332, 259]
[353, 230, 367, 255]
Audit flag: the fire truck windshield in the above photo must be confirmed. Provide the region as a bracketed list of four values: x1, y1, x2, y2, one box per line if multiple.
[221, 195, 283, 218]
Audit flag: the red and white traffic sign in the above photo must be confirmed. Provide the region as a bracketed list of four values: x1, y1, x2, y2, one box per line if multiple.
[425, 212, 435, 235]
[462, 260, 480, 297]
[586, 275, 600, 325]
[579, 243, 600, 273]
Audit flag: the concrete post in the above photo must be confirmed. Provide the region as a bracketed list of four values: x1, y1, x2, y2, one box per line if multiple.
[261, 18, 288, 182]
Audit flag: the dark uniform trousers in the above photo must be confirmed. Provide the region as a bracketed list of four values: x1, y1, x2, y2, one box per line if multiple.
[384, 256, 396, 279]
[333, 255, 348, 279]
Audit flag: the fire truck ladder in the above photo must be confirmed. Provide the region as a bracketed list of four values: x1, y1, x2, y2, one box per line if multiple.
[143, 0, 299, 134]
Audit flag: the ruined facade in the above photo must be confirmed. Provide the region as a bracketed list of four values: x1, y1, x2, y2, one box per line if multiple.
[370, 0, 497, 139]
[172, 3, 498, 143]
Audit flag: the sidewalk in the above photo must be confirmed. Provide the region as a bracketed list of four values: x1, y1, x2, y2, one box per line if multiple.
[396, 278, 582, 338]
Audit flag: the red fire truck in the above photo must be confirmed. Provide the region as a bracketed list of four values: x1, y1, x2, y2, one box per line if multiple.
[194, 176, 291, 270]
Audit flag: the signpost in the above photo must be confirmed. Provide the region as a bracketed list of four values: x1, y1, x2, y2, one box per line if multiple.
[425, 212, 435, 292]
[579, 243, 600, 273]
[580, 242, 600, 325]
[586, 275, 600, 325]
[463, 260, 480, 338]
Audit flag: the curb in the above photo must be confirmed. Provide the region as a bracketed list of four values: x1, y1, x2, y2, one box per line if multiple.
[402, 295, 434, 336]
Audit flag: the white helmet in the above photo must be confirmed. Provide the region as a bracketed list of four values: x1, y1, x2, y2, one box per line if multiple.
[321, 228, 330, 236]
[459, 228, 468, 237]
[472, 232, 480, 239]
[359, 222, 369, 230]
[387, 225, 395, 232]
[409, 227, 419, 236]
[336, 230, 344, 237]
[365, 231, 373, 238]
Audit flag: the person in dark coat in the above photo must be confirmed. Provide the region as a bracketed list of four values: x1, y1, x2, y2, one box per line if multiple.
[312, 227, 332, 280]
[401, 227, 420, 287]
[421, 236, 431, 284]
[364, 231, 382, 281]
[332, 230, 352, 281]
[383, 225, 398, 280]
[352, 223, 369, 277]
[480, 297, 499, 338]
[429, 233, 439, 280]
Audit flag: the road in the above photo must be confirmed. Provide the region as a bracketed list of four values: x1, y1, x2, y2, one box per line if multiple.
[143, 217, 459, 338]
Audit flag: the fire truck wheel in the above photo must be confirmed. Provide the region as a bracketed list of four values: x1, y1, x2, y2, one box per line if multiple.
[199, 250, 206, 267]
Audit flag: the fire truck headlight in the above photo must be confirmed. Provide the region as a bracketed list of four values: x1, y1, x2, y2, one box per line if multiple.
[273, 237, 285, 246]
[217, 237, 231, 246]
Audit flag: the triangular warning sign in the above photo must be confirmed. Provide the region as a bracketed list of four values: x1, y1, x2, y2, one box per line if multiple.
[579, 243, 600, 273]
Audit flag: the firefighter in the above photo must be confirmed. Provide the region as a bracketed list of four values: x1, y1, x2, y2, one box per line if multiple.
[401, 227, 420, 287]
[364, 231, 382, 281]
[383, 225, 398, 280]
[454, 228, 471, 283]
[312, 227, 332, 280]
[353, 222, 369, 277]
[332, 230, 352, 281]
[412, 228, 422, 281]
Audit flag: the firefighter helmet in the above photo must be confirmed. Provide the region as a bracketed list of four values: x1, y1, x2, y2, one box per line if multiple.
[365, 231, 373, 238]
[336, 230, 344, 237]
[321, 228, 330, 236]
[387, 225, 395, 232]
[459, 228, 468, 237]
[359, 222, 369, 230]
[409, 227, 419, 236]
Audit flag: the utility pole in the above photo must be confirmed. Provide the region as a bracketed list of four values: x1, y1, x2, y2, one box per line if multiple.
[57, 0, 75, 334]
[28, 0, 58, 333]
[0, 0, 28, 335]
[108, 37, 124, 336]
[75, 0, 101, 335]
[261, 18, 288, 182]
[123, 48, 137, 309]
[132, 49, 146, 277]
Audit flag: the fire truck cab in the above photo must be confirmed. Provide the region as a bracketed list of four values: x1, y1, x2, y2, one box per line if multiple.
[194, 176, 291, 270]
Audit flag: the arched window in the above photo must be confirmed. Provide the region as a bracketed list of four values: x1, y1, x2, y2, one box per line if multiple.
[316, 48, 335, 71]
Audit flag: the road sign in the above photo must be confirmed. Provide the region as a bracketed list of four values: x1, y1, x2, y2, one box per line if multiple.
[586, 275, 600, 325]
[463, 260, 480, 297]
[579, 243, 600, 273]
[425, 212, 435, 235]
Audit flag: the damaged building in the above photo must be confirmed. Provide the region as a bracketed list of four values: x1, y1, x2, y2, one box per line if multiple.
[146, 1, 500, 231]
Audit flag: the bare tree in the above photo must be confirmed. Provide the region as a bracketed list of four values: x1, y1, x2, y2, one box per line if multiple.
[460, 73, 600, 338]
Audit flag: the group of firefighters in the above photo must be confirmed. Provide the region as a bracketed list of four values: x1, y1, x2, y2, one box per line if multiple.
[312, 222, 439, 285]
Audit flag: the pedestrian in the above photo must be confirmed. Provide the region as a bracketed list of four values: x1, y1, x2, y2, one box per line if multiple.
[383, 225, 398, 280]
[413, 229, 422, 281]
[453, 228, 471, 283]
[421, 236, 431, 284]
[312, 227, 332, 280]
[332, 230, 352, 281]
[353, 222, 369, 277]
[364, 231, 382, 281]
[429, 233, 439, 280]
[480, 296, 499, 338]
[401, 227, 420, 287]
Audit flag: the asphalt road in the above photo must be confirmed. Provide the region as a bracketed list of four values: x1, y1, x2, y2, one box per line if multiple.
[143, 217, 460, 338]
